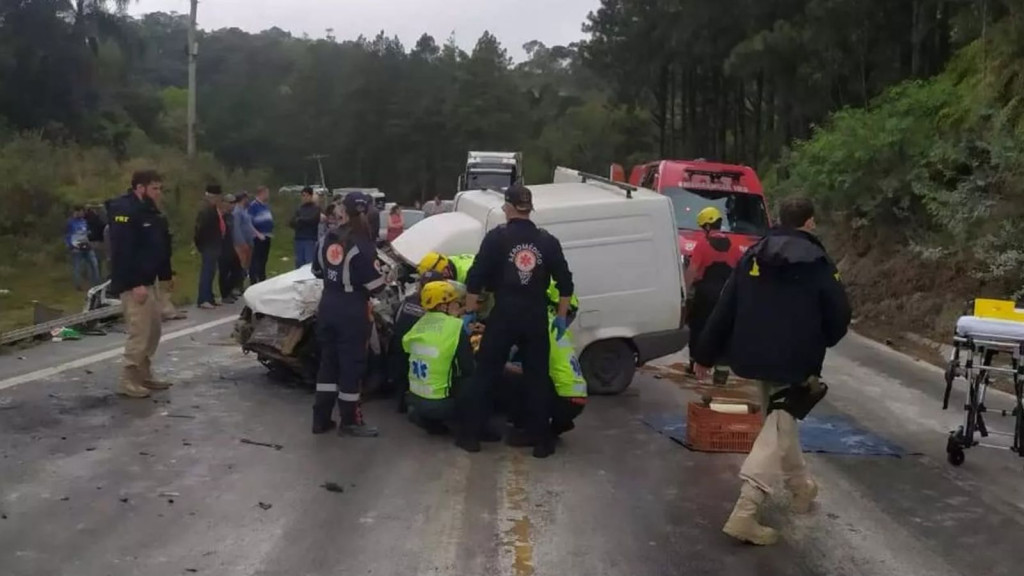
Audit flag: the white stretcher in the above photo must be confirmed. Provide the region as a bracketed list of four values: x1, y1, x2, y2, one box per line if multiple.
[942, 308, 1024, 467]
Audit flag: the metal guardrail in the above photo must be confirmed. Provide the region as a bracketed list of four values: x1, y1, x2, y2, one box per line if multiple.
[0, 304, 124, 346]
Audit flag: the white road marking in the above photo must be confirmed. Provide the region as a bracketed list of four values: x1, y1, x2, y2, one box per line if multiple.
[0, 315, 237, 391]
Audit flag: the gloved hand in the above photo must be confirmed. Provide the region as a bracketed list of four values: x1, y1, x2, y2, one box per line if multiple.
[462, 312, 478, 335]
[551, 315, 568, 341]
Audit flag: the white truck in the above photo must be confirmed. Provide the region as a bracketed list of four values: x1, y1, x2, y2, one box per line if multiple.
[458, 151, 524, 192]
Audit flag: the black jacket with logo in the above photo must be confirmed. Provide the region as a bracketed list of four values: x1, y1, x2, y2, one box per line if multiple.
[692, 228, 851, 384]
[464, 219, 573, 311]
[107, 191, 169, 295]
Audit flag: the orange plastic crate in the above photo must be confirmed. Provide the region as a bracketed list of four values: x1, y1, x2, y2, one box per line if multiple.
[685, 401, 763, 454]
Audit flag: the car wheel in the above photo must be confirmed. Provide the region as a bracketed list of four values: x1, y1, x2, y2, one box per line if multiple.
[581, 339, 636, 395]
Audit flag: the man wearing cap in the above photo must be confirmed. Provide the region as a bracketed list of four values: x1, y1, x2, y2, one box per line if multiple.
[461, 184, 574, 458]
[231, 192, 257, 293]
[290, 186, 322, 268]
[216, 193, 244, 304]
[194, 184, 227, 309]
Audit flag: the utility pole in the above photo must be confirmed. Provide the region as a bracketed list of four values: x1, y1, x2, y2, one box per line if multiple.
[307, 154, 329, 190]
[187, 0, 198, 158]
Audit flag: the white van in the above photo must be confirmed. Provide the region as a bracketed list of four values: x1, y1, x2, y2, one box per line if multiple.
[390, 171, 688, 394]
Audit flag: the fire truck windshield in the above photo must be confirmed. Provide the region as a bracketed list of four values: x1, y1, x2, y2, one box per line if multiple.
[663, 186, 769, 235]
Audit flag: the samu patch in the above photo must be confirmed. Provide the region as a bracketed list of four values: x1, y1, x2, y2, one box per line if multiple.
[326, 243, 345, 266]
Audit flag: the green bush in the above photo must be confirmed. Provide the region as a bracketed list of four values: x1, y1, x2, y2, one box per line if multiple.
[776, 33, 1024, 292]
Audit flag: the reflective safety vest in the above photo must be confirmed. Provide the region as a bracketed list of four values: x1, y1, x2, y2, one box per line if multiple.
[549, 316, 587, 398]
[402, 312, 464, 400]
[546, 280, 579, 314]
[448, 254, 475, 284]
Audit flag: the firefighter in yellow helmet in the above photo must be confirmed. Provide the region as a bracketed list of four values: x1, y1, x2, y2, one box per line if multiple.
[402, 281, 476, 435]
[685, 206, 743, 376]
[417, 251, 475, 284]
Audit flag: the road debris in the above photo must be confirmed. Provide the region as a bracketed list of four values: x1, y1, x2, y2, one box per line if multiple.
[257, 502, 273, 510]
[0, 397, 15, 410]
[59, 497, 69, 502]
[185, 569, 198, 573]
[162, 412, 196, 419]
[320, 482, 345, 493]
[139, 451, 153, 457]
[159, 492, 180, 498]
[119, 497, 130, 504]
[240, 438, 284, 451]
[85, 447, 96, 452]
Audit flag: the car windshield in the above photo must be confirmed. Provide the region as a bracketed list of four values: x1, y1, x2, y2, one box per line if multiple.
[663, 187, 769, 235]
[467, 171, 513, 190]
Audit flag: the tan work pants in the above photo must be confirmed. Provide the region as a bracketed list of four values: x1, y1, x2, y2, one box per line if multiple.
[739, 383, 810, 495]
[121, 286, 162, 386]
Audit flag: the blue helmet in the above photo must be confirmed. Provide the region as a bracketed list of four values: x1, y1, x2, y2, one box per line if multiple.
[342, 192, 370, 215]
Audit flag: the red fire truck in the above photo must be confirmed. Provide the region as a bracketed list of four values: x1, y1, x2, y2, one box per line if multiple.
[611, 159, 770, 263]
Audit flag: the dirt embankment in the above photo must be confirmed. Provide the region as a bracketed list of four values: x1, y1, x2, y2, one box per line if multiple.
[825, 223, 1016, 367]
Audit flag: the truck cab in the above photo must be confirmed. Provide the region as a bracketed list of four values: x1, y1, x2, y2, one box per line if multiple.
[614, 160, 770, 263]
[458, 151, 524, 192]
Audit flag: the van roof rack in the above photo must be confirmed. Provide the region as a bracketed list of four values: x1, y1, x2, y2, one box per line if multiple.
[574, 170, 635, 199]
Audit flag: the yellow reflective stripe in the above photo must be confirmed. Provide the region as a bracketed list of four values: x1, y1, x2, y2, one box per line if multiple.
[749, 258, 760, 277]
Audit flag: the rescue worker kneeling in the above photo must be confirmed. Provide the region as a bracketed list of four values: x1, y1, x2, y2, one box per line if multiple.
[389, 270, 447, 413]
[504, 311, 587, 441]
[402, 281, 476, 435]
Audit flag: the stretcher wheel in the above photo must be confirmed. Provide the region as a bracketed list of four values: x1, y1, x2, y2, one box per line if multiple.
[948, 448, 965, 467]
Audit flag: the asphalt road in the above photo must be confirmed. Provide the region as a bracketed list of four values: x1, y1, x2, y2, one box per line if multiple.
[1, 311, 1023, 576]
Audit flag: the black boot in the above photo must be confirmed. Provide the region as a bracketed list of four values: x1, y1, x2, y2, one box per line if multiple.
[338, 399, 379, 438]
[312, 391, 336, 434]
[532, 437, 556, 459]
[551, 419, 575, 437]
[455, 435, 481, 453]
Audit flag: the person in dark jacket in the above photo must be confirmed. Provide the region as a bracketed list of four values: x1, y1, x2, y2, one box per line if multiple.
[218, 194, 243, 304]
[290, 186, 322, 268]
[309, 192, 386, 437]
[462, 184, 574, 458]
[692, 196, 851, 547]
[108, 169, 173, 399]
[194, 184, 226, 308]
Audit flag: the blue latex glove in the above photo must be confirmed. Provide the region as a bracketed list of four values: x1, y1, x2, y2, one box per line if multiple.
[551, 315, 567, 341]
[462, 312, 477, 335]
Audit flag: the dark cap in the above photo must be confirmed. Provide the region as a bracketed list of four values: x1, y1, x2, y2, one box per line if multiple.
[504, 184, 533, 212]
[342, 192, 370, 214]
[301, 186, 314, 196]
[235, 191, 249, 201]
[206, 184, 223, 196]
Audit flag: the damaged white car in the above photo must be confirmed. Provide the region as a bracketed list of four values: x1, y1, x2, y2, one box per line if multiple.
[232, 248, 411, 393]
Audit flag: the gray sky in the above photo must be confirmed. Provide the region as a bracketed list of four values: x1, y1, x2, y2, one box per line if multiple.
[128, 0, 600, 60]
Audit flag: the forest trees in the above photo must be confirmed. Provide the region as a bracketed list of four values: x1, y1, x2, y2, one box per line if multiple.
[580, 0, 995, 168]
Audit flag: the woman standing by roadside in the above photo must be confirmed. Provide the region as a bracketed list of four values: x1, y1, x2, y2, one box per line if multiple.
[386, 204, 405, 243]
